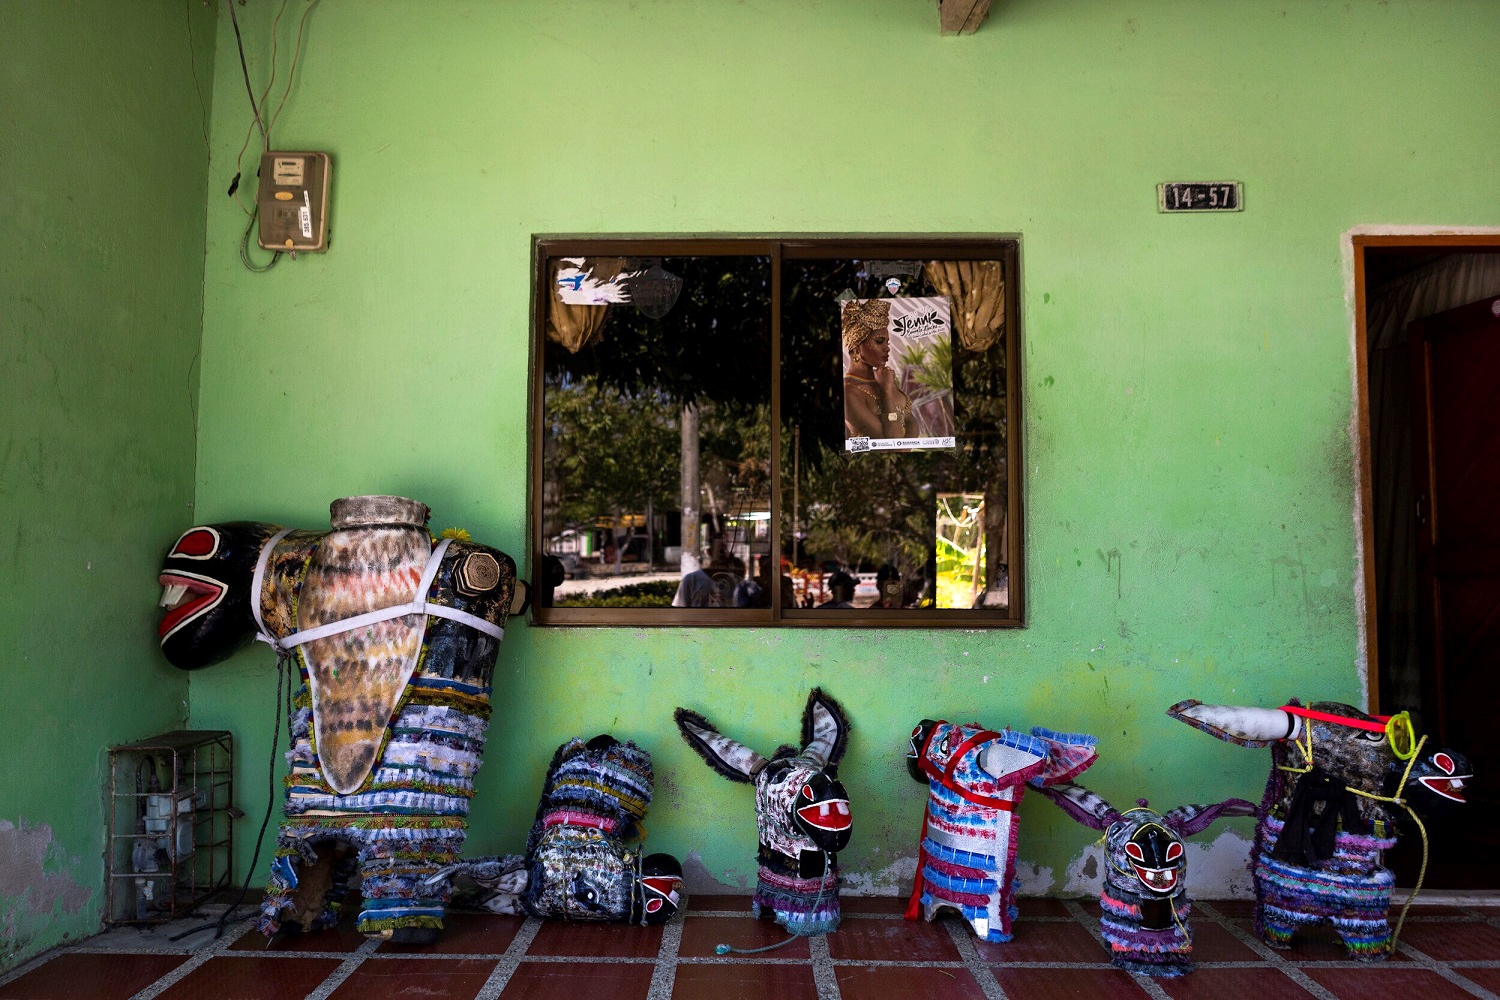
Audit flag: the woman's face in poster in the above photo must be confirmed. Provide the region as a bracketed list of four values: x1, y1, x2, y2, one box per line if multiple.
[857, 330, 890, 369]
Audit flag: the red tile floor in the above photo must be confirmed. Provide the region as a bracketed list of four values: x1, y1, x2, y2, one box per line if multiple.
[3, 895, 1498, 1000]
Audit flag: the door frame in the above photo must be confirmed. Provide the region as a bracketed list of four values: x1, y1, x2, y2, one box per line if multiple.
[1346, 228, 1500, 712]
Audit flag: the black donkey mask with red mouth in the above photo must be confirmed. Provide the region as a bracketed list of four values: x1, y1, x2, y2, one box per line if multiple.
[675, 688, 852, 936]
[158, 522, 282, 669]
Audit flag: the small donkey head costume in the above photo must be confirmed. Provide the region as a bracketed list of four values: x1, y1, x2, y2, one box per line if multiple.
[1170, 699, 1471, 959]
[1039, 782, 1256, 976]
[675, 688, 852, 935]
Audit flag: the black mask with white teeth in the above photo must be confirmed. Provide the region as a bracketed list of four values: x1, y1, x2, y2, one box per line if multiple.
[158, 521, 283, 669]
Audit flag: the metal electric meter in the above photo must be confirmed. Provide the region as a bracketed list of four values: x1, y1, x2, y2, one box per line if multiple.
[256, 151, 331, 253]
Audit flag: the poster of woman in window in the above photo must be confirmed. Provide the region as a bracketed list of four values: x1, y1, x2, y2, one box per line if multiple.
[841, 297, 956, 452]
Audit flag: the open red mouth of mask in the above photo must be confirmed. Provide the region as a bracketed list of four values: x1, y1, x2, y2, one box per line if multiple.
[157, 571, 226, 639]
[797, 798, 852, 832]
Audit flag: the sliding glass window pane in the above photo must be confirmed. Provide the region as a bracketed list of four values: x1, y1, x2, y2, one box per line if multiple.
[779, 257, 1011, 612]
[539, 255, 773, 610]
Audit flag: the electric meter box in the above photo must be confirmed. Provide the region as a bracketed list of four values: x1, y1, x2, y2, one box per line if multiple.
[256, 151, 331, 252]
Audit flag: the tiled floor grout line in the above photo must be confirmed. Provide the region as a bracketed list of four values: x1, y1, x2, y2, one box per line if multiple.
[1395, 940, 1500, 1000]
[302, 937, 381, 1000]
[473, 917, 542, 1000]
[125, 920, 256, 1000]
[0, 949, 64, 990]
[1196, 901, 1342, 1000]
[1465, 906, 1500, 930]
[809, 931, 841, 1000]
[1062, 899, 1171, 1000]
[9, 899, 1500, 999]
[943, 915, 1010, 1000]
[646, 918, 683, 1000]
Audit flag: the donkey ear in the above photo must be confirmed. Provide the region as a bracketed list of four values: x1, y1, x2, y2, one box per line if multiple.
[1167, 700, 1300, 749]
[1035, 781, 1122, 832]
[675, 708, 766, 783]
[1161, 798, 1258, 838]
[801, 688, 851, 769]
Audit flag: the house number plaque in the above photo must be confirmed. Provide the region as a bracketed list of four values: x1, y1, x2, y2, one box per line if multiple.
[1158, 182, 1243, 213]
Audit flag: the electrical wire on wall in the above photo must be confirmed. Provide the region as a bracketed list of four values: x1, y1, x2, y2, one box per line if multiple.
[224, 0, 320, 272]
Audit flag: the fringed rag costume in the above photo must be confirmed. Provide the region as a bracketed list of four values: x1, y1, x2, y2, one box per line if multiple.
[675, 689, 852, 936]
[424, 735, 682, 924]
[157, 496, 528, 944]
[1039, 783, 1255, 975]
[1170, 700, 1470, 960]
[904, 721, 1098, 942]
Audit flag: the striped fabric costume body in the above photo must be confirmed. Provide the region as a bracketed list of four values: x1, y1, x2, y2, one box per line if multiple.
[1253, 814, 1396, 955]
[1039, 782, 1255, 975]
[156, 496, 522, 944]
[425, 736, 682, 924]
[1170, 700, 1471, 960]
[905, 722, 1098, 942]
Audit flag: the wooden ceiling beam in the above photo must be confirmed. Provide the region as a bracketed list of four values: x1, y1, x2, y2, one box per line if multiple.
[938, 0, 993, 35]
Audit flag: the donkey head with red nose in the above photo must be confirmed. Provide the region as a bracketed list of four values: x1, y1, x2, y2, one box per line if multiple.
[1169, 699, 1471, 960]
[675, 689, 852, 936]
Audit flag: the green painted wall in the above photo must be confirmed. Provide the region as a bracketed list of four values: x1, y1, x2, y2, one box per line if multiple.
[0, 0, 216, 968]
[188, 0, 1500, 897]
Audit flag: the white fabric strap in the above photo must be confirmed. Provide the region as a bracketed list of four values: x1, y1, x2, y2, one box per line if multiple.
[252, 527, 297, 655]
[253, 533, 504, 654]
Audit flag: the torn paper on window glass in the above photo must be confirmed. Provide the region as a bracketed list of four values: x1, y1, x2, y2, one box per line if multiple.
[841, 296, 956, 453]
[554, 257, 645, 305]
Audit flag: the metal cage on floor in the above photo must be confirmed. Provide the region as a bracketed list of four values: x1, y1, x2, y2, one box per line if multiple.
[105, 730, 233, 925]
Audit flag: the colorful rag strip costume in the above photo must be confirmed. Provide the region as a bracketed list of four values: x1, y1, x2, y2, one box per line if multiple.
[425, 736, 682, 924]
[1169, 699, 1471, 960]
[156, 497, 523, 944]
[676, 689, 853, 936]
[905, 722, 1098, 942]
[1039, 782, 1255, 975]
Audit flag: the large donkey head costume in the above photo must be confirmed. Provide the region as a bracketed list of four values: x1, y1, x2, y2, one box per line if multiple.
[157, 496, 528, 944]
[1039, 782, 1256, 976]
[1170, 699, 1470, 959]
[675, 689, 852, 936]
[904, 721, 1098, 942]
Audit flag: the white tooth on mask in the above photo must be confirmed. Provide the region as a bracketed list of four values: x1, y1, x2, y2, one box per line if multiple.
[160, 584, 188, 608]
[836, 802, 849, 815]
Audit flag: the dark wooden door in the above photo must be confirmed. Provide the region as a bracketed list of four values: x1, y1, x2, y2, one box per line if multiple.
[1401, 293, 1500, 888]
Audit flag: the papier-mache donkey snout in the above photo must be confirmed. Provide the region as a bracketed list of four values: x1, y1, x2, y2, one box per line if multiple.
[675, 688, 852, 936]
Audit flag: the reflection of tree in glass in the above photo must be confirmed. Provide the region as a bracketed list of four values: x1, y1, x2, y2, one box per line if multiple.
[779, 258, 1008, 602]
[542, 256, 774, 602]
[545, 376, 680, 553]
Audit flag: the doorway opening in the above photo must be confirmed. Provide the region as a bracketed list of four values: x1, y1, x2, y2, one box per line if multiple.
[1354, 234, 1500, 889]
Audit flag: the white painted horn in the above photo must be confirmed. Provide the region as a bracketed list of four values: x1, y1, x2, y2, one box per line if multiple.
[1177, 703, 1301, 743]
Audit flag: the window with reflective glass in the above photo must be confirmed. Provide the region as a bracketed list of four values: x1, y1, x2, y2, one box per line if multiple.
[530, 239, 1021, 626]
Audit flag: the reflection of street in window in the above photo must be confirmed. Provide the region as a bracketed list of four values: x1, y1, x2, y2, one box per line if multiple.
[535, 242, 1019, 623]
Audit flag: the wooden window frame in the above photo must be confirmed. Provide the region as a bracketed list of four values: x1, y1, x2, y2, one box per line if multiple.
[528, 235, 1025, 628]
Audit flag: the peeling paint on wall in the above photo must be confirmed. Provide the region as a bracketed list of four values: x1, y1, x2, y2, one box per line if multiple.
[0, 819, 95, 968]
[680, 849, 751, 896]
[839, 853, 918, 897]
[1014, 860, 1058, 898]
